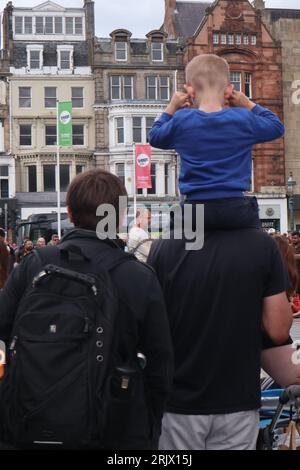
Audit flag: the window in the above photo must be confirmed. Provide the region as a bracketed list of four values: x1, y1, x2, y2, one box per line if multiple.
[44, 87, 57, 108]
[0, 180, 8, 198]
[45, 125, 57, 146]
[60, 51, 71, 70]
[110, 76, 133, 100]
[116, 118, 124, 144]
[251, 35, 257, 45]
[116, 163, 125, 186]
[19, 125, 32, 146]
[55, 17, 63, 34]
[72, 87, 84, 108]
[0, 166, 9, 198]
[19, 87, 31, 108]
[230, 72, 241, 92]
[213, 33, 219, 45]
[45, 16, 53, 34]
[243, 35, 249, 45]
[60, 165, 70, 191]
[76, 165, 85, 175]
[147, 76, 157, 100]
[75, 17, 83, 35]
[15, 17, 23, 35]
[29, 50, 41, 69]
[221, 34, 227, 45]
[132, 117, 142, 143]
[165, 164, 170, 195]
[146, 117, 155, 142]
[72, 125, 84, 145]
[35, 17, 44, 34]
[43, 165, 69, 192]
[147, 76, 170, 101]
[245, 73, 252, 99]
[228, 34, 234, 45]
[235, 34, 241, 45]
[160, 77, 170, 100]
[66, 17, 74, 35]
[43, 165, 55, 192]
[148, 163, 156, 195]
[115, 42, 127, 61]
[152, 43, 163, 61]
[24, 17, 32, 34]
[28, 166, 37, 192]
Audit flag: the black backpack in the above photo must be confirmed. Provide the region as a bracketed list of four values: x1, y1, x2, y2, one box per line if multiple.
[0, 243, 148, 449]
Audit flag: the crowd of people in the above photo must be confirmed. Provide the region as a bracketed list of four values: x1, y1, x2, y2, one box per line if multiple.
[0, 53, 299, 451]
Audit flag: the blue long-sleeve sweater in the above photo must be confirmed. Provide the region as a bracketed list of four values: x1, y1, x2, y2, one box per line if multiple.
[148, 105, 285, 200]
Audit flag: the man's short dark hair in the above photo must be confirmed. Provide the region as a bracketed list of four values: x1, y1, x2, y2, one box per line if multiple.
[292, 231, 300, 237]
[0, 228, 5, 238]
[66, 169, 127, 230]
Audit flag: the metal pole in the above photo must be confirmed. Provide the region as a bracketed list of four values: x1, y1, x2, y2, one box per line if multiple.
[133, 143, 137, 224]
[289, 194, 295, 232]
[4, 203, 8, 234]
[56, 100, 61, 239]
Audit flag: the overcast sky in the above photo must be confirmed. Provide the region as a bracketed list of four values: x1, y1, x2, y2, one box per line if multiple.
[0, 0, 299, 38]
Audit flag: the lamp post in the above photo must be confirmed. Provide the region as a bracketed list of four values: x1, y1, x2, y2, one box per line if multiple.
[287, 171, 296, 232]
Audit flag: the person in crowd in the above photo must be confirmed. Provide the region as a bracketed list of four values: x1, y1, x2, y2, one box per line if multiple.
[36, 237, 46, 248]
[48, 234, 60, 246]
[0, 228, 15, 273]
[261, 234, 300, 386]
[149, 54, 284, 231]
[0, 169, 173, 450]
[22, 239, 33, 258]
[291, 231, 300, 295]
[0, 240, 9, 291]
[127, 209, 152, 262]
[148, 227, 292, 450]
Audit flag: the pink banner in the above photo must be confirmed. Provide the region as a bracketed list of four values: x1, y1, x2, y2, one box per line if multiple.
[135, 144, 152, 189]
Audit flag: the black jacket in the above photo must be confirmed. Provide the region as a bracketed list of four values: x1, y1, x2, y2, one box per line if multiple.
[0, 229, 174, 449]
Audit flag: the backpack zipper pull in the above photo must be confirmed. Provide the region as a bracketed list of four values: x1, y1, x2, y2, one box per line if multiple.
[84, 318, 89, 334]
[9, 336, 18, 351]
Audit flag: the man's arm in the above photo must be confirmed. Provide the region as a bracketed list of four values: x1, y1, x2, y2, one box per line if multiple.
[262, 239, 293, 345]
[262, 292, 293, 345]
[148, 92, 190, 150]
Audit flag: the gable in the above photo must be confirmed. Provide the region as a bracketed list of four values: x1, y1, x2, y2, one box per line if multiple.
[32, 1, 66, 12]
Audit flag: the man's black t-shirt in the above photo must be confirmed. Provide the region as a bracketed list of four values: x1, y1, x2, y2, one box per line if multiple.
[148, 229, 288, 415]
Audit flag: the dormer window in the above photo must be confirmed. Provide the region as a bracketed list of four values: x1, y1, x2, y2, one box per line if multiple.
[24, 17, 32, 34]
[152, 43, 164, 62]
[115, 42, 127, 61]
[57, 46, 74, 71]
[66, 17, 83, 35]
[27, 45, 43, 71]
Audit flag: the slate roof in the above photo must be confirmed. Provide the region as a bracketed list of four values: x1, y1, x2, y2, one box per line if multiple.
[175, 1, 211, 39]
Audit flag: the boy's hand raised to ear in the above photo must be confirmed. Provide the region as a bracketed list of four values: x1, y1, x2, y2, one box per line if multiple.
[229, 90, 256, 110]
[165, 92, 192, 116]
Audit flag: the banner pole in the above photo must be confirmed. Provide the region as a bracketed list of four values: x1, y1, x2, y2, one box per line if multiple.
[133, 143, 137, 224]
[56, 100, 61, 239]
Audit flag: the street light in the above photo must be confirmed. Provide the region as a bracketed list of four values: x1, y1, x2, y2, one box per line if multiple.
[287, 171, 296, 232]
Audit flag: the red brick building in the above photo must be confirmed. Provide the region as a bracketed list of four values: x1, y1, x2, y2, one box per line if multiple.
[163, 0, 288, 232]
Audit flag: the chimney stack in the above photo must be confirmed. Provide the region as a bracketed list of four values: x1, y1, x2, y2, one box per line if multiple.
[163, 0, 177, 39]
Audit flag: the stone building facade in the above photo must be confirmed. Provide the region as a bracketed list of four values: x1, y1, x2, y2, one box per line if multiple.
[2, 0, 95, 221]
[0, 49, 16, 236]
[163, 0, 288, 232]
[93, 28, 185, 208]
[261, 4, 300, 230]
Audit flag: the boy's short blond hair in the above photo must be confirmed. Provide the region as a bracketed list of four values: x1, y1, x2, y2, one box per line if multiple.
[186, 54, 230, 91]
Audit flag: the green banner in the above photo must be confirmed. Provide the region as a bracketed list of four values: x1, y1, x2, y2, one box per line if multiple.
[58, 101, 72, 146]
